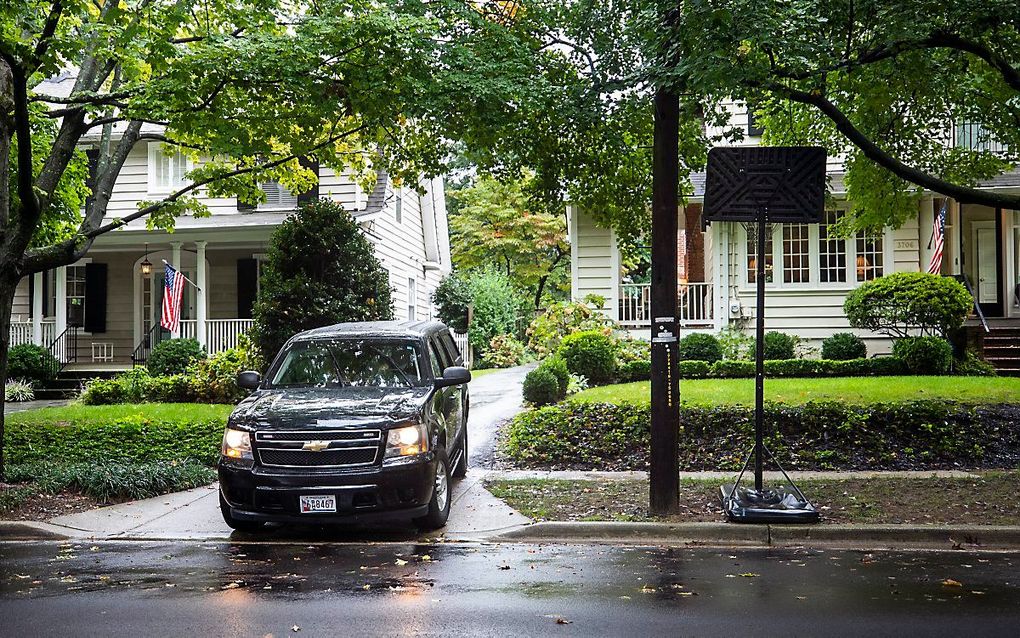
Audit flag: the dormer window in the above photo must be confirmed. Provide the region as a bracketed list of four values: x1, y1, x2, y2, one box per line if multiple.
[258, 180, 298, 211]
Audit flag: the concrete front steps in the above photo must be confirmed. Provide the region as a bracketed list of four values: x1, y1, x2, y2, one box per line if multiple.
[983, 325, 1020, 377]
[36, 368, 120, 400]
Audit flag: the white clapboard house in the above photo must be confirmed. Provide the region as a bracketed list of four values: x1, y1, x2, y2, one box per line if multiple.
[570, 103, 1020, 373]
[8, 73, 452, 373]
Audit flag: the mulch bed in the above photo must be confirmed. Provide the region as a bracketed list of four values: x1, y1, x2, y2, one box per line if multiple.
[485, 473, 1020, 526]
[0, 485, 97, 522]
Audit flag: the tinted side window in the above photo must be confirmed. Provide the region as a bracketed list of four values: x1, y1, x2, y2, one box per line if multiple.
[440, 333, 461, 365]
[430, 339, 450, 373]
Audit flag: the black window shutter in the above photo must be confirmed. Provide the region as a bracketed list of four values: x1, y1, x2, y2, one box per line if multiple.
[84, 148, 101, 212]
[297, 156, 319, 207]
[237, 258, 258, 319]
[27, 275, 34, 319]
[84, 263, 108, 333]
[237, 195, 256, 212]
[42, 271, 50, 317]
[747, 110, 765, 137]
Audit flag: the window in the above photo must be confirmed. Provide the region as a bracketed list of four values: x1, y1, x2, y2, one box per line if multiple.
[429, 342, 445, 377]
[268, 339, 425, 388]
[395, 187, 403, 223]
[782, 224, 811, 283]
[407, 276, 417, 319]
[66, 265, 86, 327]
[258, 181, 298, 210]
[747, 109, 764, 137]
[147, 144, 189, 194]
[818, 211, 848, 283]
[855, 230, 884, 281]
[746, 228, 774, 283]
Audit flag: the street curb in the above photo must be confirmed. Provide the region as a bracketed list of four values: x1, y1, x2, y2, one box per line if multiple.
[491, 521, 1020, 549]
[0, 522, 70, 541]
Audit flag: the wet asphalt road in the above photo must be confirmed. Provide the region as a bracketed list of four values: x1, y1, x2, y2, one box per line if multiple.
[2, 542, 1019, 637]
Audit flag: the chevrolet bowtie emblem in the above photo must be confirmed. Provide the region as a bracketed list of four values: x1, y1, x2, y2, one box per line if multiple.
[302, 440, 330, 452]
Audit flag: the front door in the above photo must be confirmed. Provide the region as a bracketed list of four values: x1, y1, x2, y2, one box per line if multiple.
[974, 218, 1003, 317]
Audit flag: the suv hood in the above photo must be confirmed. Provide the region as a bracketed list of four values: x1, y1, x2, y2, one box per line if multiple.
[230, 386, 432, 429]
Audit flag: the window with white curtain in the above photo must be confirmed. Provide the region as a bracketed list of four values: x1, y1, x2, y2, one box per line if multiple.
[147, 144, 190, 194]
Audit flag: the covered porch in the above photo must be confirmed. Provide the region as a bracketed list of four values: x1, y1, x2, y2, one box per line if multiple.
[9, 215, 277, 370]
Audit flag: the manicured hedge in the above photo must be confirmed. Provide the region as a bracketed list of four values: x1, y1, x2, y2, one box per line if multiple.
[621, 357, 908, 382]
[503, 401, 1020, 472]
[5, 413, 224, 466]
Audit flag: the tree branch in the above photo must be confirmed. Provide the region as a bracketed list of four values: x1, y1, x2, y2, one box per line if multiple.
[761, 80, 1020, 209]
[29, 1, 65, 71]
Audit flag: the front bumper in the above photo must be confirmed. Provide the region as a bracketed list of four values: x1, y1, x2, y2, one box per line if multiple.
[218, 453, 436, 524]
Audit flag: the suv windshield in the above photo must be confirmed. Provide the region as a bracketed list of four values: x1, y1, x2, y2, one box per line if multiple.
[269, 339, 424, 388]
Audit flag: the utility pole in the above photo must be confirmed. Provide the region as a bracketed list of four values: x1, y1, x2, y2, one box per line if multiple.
[649, 87, 681, 515]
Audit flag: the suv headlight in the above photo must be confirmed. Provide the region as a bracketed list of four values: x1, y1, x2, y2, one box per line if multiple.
[383, 423, 429, 463]
[221, 427, 253, 464]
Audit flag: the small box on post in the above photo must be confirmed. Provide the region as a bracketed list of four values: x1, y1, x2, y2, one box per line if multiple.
[703, 146, 826, 524]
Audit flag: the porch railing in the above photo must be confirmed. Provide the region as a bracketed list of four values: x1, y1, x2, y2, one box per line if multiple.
[46, 325, 79, 377]
[619, 282, 715, 327]
[132, 319, 254, 365]
[9, 320, 57, 349]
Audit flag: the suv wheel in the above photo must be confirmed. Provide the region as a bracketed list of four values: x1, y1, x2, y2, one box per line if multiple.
[219, 493, 267, 533]
[415, 449, 451, 530]
[452, 428, 468, 478]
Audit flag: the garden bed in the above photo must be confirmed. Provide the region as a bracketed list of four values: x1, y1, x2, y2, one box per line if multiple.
[486, 474, 1020, 525]
[502, 400, 1020, 472]
[1, 403, 229, 520]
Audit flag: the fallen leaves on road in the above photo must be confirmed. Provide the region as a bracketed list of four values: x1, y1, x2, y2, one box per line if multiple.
[395, 559, 409, 566]
[291, 625, 301, 632]
[739, 573, 760, 578]
[941, 578, 963, 588]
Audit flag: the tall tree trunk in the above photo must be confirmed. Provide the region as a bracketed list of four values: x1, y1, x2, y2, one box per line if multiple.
[0, 277, 16, 482]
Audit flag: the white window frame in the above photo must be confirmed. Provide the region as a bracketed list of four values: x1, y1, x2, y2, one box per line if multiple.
[147, 143, 192, 195]
[407, 275, 417, 319]
[738, 216, 893, 291]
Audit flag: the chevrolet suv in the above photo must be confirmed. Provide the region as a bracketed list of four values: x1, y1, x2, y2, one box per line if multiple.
[218, 321, 470, 531]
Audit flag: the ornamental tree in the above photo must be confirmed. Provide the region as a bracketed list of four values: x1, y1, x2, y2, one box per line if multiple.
[249, 200, 394, 362]
[844, 272, 973, 338]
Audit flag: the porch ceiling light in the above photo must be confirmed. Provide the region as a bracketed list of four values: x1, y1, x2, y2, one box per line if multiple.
[141, 244, 152, 275]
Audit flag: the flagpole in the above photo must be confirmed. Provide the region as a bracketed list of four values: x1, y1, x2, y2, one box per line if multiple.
[161, 259, 202, 291]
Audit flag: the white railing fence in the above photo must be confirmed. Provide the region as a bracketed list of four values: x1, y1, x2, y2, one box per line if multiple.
[451, 330, 472, 368]
[619, 282, 714, 327]
[9, 321, 57, 348]
[206, 319, 254, 353]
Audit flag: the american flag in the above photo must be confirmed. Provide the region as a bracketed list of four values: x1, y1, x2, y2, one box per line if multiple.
[927, 200, 948, 274]
[161, 263, 186, 332]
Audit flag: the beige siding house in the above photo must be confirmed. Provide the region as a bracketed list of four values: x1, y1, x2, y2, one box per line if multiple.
[9, 141, 452, 370]
[570, 103, 1020, 361]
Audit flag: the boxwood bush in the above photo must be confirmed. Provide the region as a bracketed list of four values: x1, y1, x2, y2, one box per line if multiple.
[148, 338, 206, 376]
[6, 344, 58, 384]
[821, 332, 868, 360]
[892, 336, 954, 375]
[503, 401, 1020, 471]
[558, 330, 618, 386]
[761, 331, 797, 360]
[679, 333, 723, 363]
[522, 366, 563, 406]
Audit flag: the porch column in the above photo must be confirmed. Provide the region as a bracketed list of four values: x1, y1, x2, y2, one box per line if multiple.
[713, 223, 730, 331]
[170, 242, 182, 338]
[55, 265, 67, 340]
[32, 271, 43, 345]
[195, 240, 207, 350]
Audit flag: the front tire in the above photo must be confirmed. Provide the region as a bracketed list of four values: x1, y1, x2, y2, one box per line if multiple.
[219, 493, 267, 533]
[415, 450, 451, 530]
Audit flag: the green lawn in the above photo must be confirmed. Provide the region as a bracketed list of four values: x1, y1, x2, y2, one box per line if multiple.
[569, 376, 1020, 406]
[6, 402, 234, 426]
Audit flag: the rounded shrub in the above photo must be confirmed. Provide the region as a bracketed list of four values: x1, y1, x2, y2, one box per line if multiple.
[522, 366, 562, 406]
[892, 336, 953, 375]
[6, 344, 58, 384]
[844, 272, 972, 338]
[148, 338, 206, 376]
[821, 332, 868, 361]
[761, 331, 797, 360]
[678, 333, 723, 363]
[558, 330, 618, 386]
[542, 356, 570, 397]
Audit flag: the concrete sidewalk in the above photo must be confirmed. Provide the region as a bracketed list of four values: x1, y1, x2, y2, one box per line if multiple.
[485, 469, 983, 481]
[0, 468, 529, 542]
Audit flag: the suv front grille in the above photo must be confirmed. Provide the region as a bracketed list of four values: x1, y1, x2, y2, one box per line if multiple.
[255, 429, 382, 468]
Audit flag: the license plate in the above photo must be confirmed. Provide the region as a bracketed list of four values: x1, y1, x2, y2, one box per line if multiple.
[299, 495, 336, 513]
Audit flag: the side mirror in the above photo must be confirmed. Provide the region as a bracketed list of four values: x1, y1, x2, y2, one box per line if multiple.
[435, 366, 471, 388]
[237, 371, 262, 390]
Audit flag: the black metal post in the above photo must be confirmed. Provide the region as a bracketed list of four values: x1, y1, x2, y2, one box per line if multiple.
[649, 87, 681, 515]
[754, 208, 767, 492]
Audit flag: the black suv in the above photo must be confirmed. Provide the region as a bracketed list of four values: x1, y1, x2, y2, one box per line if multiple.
[218, 321, 470, 531]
